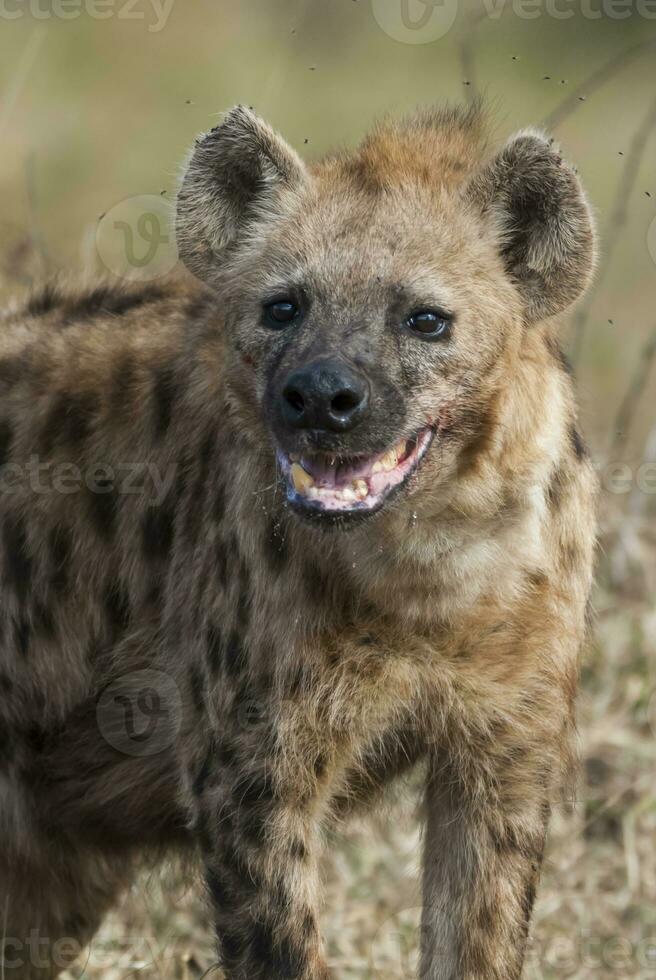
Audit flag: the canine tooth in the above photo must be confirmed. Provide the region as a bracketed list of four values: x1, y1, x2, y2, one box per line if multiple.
[291, 463, 314, 493]
[381, 449, 398, 471]
[354, 479, 368, 499]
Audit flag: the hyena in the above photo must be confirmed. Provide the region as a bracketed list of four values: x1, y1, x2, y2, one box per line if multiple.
[0, 103, 596, 979]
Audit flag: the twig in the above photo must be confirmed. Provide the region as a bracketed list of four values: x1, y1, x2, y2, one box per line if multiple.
[570, 94, 656, 367]
[0, 26, 47, 138]
[609, 327, 656, 460]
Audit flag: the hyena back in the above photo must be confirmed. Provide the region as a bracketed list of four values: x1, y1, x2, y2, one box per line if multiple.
[0, 103, 597, 979]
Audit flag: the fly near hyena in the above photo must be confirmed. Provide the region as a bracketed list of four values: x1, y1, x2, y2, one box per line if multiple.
[0, 102, 596, 979]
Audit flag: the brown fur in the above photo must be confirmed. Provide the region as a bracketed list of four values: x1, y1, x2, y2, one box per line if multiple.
[0, 103, 597, 979]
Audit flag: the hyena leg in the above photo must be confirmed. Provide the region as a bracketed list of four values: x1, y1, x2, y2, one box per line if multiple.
[190, 731, 332, 980]
[419, 749, 552, 980]
[0, 844, 131, 979]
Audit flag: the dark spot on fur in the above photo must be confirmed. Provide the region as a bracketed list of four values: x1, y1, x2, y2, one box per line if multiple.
[104, 582, 131, 639]
[151, 365, 178, 439]
[4, 517, 32, 603]
[546, 466, 567, 511]
[219, 930, 249, 971]
[240, 806, 270, 846]
[110, 354, 138, 417]
[49, 526, 71, 595]
[142, 504, 175, 562]
[33, 600, 56, 641]
[232, 771, 275, 809]
[206, 867, 230, 909]
[290, 838, 308, 861]
[0, 357, 24, 387]
[184, 293, 213, 323]
[193, 741, 217, 798]
[88, 477, 118, 540]
[252, 921, 305, 979]
[313, 753, 328, 779]
[264, 520, 287, 573]
[545, 335, 573, 376]
[189, 663, 206, 714]
[41, 391, 96, 453]
[223, 630, 246, 678]
[61, 283, 167, 325]
[25, 282, 63, 317]
[214, 481, 226, 523]
[205, 622, 223, 676]
[570, 425, 587, 460]
[14, 615, 30, 657]
[302, 560, 327, 607]
[218, 740, 236, 769]
[0, 672, 14, 694]
[0, 718, 16, 766]
[0, 420, 13, 469]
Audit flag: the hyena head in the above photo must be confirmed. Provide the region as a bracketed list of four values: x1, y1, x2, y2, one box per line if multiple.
[176, 104, 595, 529]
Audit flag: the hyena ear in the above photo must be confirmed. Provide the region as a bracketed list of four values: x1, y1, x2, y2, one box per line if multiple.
[176, 105, 309, 285]
[467, 130, 596, 322]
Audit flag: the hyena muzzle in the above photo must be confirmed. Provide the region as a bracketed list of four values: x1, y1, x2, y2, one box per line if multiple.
[0, 103, 597, 980]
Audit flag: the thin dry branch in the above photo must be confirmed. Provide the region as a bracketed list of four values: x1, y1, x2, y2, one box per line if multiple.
[570, 94, 656, 366]
[610, 326, 656, 460]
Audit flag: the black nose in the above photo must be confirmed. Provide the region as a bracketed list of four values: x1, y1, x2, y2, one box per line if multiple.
[281, 359, 370, 433]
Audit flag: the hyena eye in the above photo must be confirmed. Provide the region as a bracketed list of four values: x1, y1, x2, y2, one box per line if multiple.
[405, 310, 452, 341]
[263, 299, 300, 329]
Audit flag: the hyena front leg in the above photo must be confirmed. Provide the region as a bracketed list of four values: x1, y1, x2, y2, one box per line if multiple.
[419, 736, 556, 980]
[190, 717, 333, 980]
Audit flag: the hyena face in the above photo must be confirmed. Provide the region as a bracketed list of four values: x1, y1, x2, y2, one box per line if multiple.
[177, 104, 594, 527]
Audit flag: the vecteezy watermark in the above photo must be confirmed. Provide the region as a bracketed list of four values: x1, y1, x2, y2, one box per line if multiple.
[0, 456, 175, 505]
[371, 0, 459, 44]
[96, 669, 183, 756]
[597, 459, 656, 496]
[481, 0, 656, 18]
[96, 194, 178, 281]
[0, 0, 175, 31]
[0, 932, 87, 973]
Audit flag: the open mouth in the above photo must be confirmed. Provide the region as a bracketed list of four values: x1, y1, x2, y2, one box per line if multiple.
[276, 425, 434, 519]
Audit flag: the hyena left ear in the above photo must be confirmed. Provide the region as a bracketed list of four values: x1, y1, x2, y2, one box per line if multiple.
[467, 130, 596, 323]
[176, 105, 309, 285]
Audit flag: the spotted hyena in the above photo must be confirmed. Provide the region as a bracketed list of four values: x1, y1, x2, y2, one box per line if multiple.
[0, 103, 596, 979]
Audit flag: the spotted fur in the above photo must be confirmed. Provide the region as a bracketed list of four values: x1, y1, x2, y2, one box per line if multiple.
[0, 103, 597, 979]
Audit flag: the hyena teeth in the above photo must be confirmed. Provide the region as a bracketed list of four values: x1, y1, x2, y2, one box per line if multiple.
[380, 449, 398, 472]
[340, 487, 357, 501]
[353, 480, 368, 499]
[291, 463, 314, 493]
[372, 461, 383, 474]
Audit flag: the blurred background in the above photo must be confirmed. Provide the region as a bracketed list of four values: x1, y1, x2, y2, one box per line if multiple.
[1, 1, 655, 977]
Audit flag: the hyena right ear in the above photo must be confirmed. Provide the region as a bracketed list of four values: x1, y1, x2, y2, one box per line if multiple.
[176, 106, 309, 285]
[467, 130, 596, 323]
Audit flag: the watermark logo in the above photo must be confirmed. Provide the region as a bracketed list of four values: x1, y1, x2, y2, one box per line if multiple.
[96, 669, 183, 756]
[0, 0, 175, 31]
[96, 194, 178, 282]
[371, 0, 458, 44]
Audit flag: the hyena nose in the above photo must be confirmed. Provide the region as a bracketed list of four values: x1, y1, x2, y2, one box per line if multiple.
[281, 359, 370, 433]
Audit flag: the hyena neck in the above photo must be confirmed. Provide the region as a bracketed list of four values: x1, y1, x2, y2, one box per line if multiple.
[318, 340, 570, 629]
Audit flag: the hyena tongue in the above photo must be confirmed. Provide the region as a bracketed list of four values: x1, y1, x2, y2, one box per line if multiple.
[300, 455, 374, 489]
